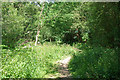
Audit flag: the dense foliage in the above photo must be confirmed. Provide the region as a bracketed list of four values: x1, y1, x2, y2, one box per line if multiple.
[1, 2, 120, 79]
[2, 42, 76, 78]
[2, 2, 119, 48]
[69, 43, 119, 78]
[2, 2, 90, 47]
[87, 3, 120, 48]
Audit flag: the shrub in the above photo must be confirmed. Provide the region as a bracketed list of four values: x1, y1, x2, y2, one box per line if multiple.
[69, 44, 119, 78]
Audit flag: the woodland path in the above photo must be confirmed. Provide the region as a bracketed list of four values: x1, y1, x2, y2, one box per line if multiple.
[49, 56, 72, 78]
[57, 56, 72, 78]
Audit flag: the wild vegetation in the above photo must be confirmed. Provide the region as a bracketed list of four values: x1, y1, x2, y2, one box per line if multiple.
[1, 2, 120, 79]
[69, 43, 119, 78]
[2, 42, 76, 78]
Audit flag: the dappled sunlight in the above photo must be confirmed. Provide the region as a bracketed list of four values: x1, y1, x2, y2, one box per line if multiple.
[57, 56, 71, 65]
[56, 56, 72, 78]
[1, 2, 119, 79]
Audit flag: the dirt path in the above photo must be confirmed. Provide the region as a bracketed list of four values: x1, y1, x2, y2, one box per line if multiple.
[56, 56, 72, 78]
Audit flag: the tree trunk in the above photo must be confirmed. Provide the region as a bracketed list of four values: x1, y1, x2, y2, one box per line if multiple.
[35, 30, 40, 46]
[35, 3, 45, 46]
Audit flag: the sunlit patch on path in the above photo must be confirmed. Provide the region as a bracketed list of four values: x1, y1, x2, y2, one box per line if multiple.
[56, 56, 72, 78]
[48, 56, 72, 78]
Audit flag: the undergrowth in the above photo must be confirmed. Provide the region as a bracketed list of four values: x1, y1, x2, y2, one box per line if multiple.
[1, 42, 76, 78]
[69, 43, 119, 79]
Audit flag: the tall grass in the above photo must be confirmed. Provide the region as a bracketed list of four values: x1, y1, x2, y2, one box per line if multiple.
[1, 42, 76, 78]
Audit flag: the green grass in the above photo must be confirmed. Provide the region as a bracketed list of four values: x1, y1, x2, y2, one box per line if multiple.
[69, 43, 119, 78]
[2, 42, 119, 78]
[1, 42, 76, 78]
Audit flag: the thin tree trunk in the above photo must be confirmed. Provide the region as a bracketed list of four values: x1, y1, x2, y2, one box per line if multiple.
[35, 29, 40, 46]
[35, 3, 45, 46]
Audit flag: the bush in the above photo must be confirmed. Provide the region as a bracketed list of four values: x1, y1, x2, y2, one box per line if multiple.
[69, 44, 119, 78]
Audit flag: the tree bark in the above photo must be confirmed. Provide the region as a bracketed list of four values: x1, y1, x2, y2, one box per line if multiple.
[35, 3, 45, 46]
[35, 29, 40, 46]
